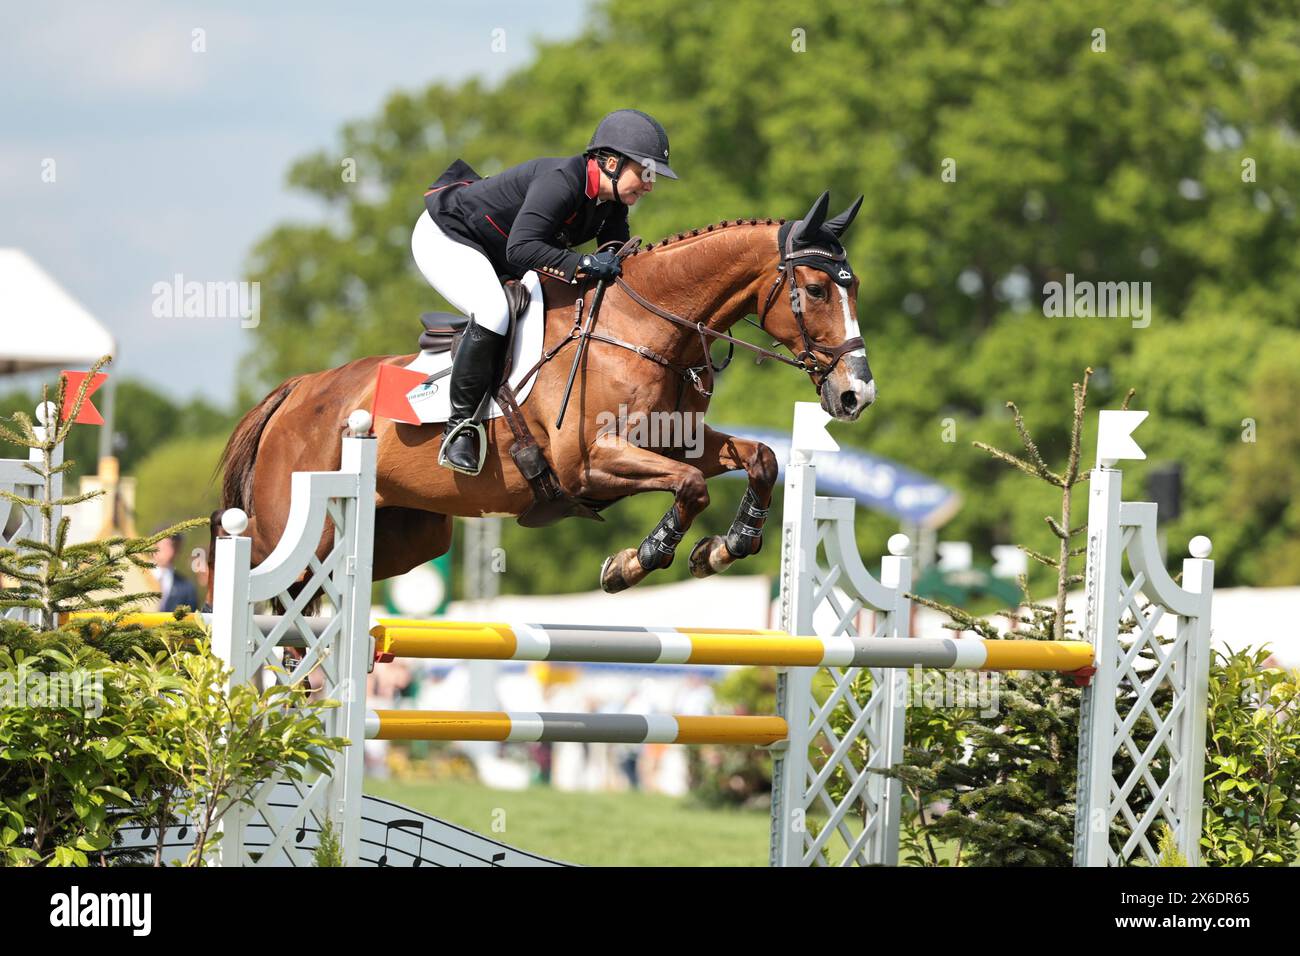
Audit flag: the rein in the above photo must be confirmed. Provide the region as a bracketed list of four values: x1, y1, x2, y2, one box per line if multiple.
[514, 225, 863, 401]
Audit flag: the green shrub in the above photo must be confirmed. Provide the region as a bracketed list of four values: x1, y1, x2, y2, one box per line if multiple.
[0, 620, 346, 866]
[1201, 648, 1300, 866]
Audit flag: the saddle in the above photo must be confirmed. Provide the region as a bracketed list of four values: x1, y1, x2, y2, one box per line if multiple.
[416, 279, 533, 353]
[415, 277, 604, 529]
[411, 278, 527, 403]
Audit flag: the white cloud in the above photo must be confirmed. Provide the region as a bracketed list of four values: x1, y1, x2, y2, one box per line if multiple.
[7, 3, 257, 99]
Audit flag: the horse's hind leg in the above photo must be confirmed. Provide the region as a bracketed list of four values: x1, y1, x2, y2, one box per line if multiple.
[372, 508, 453, 582]
[686, 427, 778, 579]
[281, 507, 451, 692]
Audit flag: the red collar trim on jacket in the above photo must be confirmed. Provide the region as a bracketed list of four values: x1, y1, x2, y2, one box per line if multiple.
[585, 158, 600, 199]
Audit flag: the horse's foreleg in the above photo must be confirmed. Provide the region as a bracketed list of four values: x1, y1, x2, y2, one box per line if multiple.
[578, 434, 712, 593]
[687, 427, 778, 579]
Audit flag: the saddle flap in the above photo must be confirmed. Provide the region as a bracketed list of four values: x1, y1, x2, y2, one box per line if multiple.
[502, 279, 530, 325]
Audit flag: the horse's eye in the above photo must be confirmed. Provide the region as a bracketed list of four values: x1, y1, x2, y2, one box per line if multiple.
[807, 284, 826, 299]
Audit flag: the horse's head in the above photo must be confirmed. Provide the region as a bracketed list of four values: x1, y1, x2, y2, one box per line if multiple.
[759, 191, 875, 421]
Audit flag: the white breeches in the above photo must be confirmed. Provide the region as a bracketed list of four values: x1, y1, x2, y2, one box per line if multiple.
[410, 211, 512, 335]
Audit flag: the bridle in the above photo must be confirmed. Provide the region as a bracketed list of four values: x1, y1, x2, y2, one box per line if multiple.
[755, 228, 864, 386]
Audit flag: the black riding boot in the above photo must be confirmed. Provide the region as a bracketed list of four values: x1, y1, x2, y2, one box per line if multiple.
[440, 319, 508, 476]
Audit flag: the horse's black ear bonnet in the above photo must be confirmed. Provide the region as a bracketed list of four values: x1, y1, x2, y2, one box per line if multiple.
[778, 192, 864, 287]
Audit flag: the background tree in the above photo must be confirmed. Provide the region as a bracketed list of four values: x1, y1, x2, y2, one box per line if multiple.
[13, 0, 1297, 596]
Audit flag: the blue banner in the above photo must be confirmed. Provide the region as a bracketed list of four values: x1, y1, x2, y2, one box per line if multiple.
[720, 426, 962, 528]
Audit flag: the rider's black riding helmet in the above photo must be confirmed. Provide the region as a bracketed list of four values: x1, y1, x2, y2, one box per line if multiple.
[586, 109, 679, 180]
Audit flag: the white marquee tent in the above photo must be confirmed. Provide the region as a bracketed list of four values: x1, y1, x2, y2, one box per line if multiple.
[0, 249, 115, 375]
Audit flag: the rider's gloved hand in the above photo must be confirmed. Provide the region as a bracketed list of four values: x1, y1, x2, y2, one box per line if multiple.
[578, 249, 622, 281]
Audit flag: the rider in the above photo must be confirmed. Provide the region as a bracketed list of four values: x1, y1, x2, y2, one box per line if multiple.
[412, 108, 679, 475]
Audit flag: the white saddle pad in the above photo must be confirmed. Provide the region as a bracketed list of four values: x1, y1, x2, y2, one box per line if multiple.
[401, 271, 547, 424]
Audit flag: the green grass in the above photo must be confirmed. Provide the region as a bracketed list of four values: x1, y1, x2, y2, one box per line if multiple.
[364, 778, 772, 866]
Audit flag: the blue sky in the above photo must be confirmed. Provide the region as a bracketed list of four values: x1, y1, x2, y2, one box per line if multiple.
[2, 0, 586, 402]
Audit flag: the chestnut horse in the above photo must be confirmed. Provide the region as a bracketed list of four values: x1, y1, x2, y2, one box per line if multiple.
[216, 192, 875, 595]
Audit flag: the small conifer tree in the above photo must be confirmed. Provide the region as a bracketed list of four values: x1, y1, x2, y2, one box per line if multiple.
[894, 369, 1138, 865]
[0, 359, 203, 631]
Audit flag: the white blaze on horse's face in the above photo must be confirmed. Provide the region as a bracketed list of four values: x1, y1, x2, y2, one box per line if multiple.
[822, 283, 875, 421]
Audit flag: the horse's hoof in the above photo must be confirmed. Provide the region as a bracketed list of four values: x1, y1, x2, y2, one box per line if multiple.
[600, 554, 628, 593]
[689, 536, 720, 578]
[600, 549, 640, 593]
[689, 536, 734, 579]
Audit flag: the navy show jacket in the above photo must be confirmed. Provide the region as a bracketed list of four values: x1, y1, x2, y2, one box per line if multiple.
[424, 155, 630, 283]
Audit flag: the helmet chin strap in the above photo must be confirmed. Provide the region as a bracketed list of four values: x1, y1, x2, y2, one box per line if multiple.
[607, 155, 627, 204]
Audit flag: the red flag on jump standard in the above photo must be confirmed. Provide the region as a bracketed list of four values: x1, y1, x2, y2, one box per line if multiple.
[59, 371, 108, 425]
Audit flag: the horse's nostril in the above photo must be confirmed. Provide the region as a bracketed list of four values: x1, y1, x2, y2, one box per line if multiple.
[841, 391, 859, 412]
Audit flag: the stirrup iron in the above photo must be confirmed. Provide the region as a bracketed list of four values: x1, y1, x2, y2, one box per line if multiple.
[438, 418, 488, 475]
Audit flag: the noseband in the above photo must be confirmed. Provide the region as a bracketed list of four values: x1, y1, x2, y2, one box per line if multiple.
[756, 230, 864, 387]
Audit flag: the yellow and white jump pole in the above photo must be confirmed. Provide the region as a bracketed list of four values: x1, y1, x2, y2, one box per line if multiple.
[371, 620, 1095, 673]
[366, 709, 789, 746]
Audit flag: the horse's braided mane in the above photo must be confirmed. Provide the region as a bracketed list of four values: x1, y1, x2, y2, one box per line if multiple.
[626, 217, 786, 256]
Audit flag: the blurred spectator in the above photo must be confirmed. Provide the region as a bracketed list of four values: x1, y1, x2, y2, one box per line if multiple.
[152, 531, 198, 612]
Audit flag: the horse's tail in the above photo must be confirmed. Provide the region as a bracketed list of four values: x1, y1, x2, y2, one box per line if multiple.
[201, 376, 301, 611]
[198, 377, 302, 608]
[215, 377, 303, 514]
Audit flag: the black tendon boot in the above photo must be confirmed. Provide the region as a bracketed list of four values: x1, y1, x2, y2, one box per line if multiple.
[439, 319, 508, 475]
